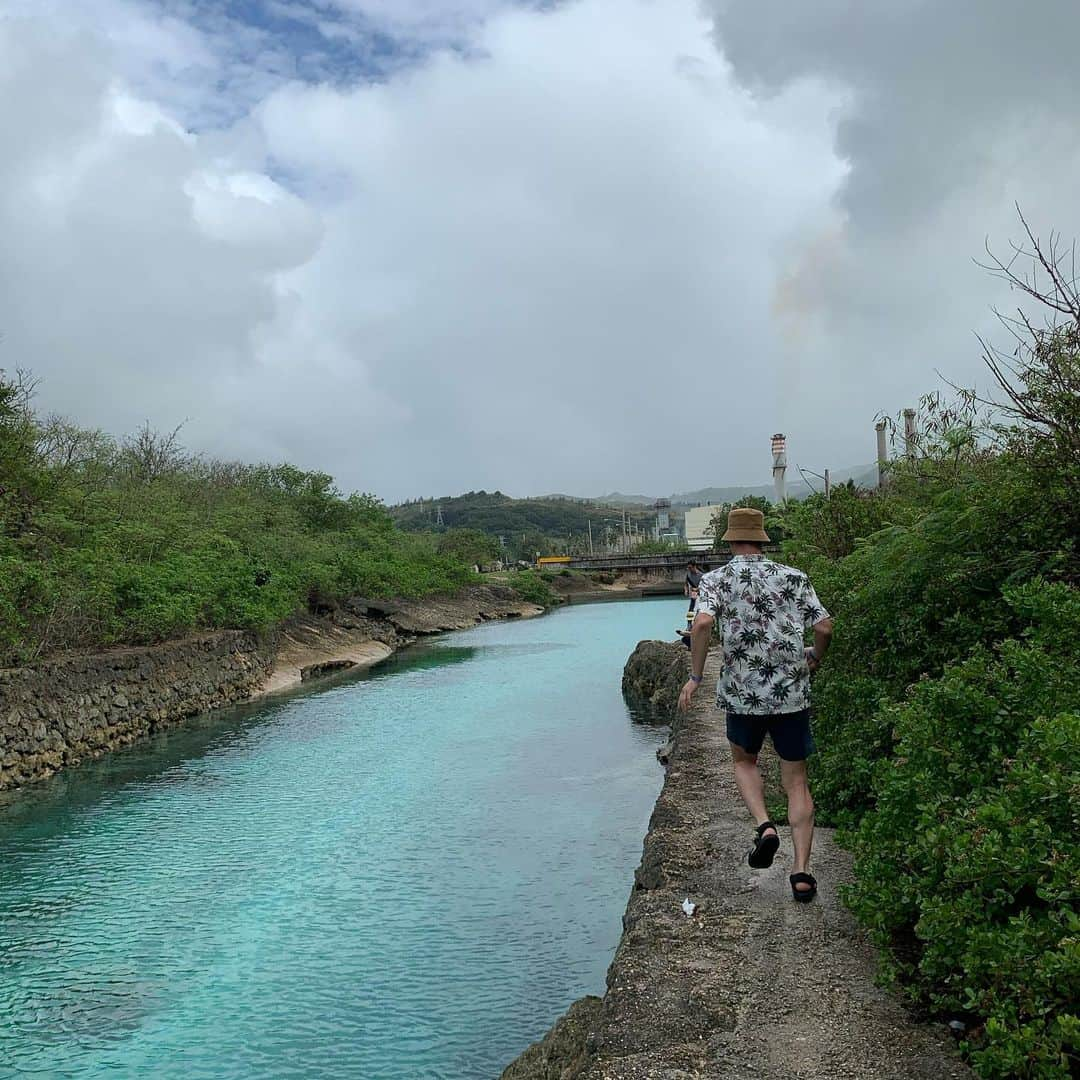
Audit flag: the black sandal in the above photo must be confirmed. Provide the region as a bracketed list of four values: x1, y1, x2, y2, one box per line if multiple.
[789, 872, 817, 902]
[748, 821, 780, 869]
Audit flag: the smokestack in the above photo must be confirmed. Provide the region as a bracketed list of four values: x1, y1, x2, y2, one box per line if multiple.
[903, 408, 917, 459]
[876, 420, 888, 488]
[771, 433, 787, 503]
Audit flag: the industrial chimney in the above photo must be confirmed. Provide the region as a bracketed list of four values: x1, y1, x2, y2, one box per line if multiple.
[903, 408, 917, 459]
[771, 433, 787, 503]
[875, 420, 888, 488]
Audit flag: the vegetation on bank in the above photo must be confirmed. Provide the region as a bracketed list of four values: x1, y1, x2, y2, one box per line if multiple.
[390, 489, 656, 560]
[0, 386, 501, 666]
[500, 569, 561, 608]
[773, 227, 1079, 1079]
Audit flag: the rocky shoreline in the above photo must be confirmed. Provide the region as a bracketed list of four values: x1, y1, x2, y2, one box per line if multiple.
[0, 584, 541, 794]
[256, 585, 543, 697]
[503, 641, 973, 1080]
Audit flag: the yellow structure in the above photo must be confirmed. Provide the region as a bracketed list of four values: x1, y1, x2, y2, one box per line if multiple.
[536, 556, 573, 566]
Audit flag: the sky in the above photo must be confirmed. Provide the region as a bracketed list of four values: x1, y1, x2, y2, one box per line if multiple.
[2, 0, 1079, 502]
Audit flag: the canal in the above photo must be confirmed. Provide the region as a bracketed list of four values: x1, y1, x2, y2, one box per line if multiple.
[0, 597, 685, 1079]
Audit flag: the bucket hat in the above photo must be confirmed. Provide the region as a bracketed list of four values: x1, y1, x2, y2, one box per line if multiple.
[721, 507, 770, 543]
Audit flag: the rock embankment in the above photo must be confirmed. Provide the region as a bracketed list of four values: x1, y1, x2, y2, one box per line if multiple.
[261, 585, 541, 695]
[0, 632, 273, 791]
[620, 640, 689, 719]
[503, 644, 973, 1080]
[0, 584, 542, 793]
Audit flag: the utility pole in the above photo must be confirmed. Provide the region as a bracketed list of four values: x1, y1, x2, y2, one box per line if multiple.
[903, 408, 917, 459]
[875, 420, 889, 488]
[435, 504, 444, 527]
[588, 519, 594, 555]
[824, 468, 831, 500]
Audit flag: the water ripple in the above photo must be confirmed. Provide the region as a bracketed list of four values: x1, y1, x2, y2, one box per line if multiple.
[0, 599, 682, 1079]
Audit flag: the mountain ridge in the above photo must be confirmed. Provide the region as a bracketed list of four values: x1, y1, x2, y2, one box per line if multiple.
[547, 463, 879, 508]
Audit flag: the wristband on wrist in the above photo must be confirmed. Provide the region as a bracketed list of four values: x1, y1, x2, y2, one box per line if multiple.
[690, 674, 703, 684]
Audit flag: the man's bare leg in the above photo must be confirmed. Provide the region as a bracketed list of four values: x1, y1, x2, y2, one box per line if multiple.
[730, 743, 777, 841]
[781, 758, 815, 892]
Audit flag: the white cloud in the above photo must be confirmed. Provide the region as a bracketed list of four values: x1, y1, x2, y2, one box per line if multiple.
[705, 0, 1080, 478]
[2, 0, 851, 500]
[0, 16, 325, 455]
[254, 0, 846, 497]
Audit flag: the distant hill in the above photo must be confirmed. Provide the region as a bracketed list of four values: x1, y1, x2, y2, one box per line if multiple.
[592, 464, 879, 508]
[389, 491, 654, 557]
[588, 492, 656, 506]
[391, 465, 880, 555]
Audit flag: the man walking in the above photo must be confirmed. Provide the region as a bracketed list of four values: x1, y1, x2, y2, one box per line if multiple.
[678, 507, 833, 901]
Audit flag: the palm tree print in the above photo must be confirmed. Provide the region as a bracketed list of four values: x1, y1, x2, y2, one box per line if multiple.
[693, 555, 829, 716]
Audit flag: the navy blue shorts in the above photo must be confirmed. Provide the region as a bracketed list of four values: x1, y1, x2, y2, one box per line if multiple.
[726, 709, 814, 761]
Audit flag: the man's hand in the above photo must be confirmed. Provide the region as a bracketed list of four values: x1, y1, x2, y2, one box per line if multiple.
[808, 617, 833, 675]
[678, 679, 698, 713]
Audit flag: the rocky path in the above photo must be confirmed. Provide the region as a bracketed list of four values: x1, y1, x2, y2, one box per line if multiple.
[505, 653, 974, 1080]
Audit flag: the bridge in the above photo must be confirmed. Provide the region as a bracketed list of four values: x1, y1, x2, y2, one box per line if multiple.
[540, 549, 779, 576]
[554, 552, 730, 574]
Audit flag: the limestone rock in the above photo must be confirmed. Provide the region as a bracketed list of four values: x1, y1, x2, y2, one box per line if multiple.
[621, 640, 690, 721]
[501, 996, 603, 1080]
[300, 659, 356, 682]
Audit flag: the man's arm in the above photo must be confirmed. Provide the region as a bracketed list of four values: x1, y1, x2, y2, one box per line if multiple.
[806, 616, 834, 673]
[678, 610, 714, 711]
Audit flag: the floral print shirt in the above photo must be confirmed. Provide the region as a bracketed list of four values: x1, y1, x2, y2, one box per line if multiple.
[695, 555, 829, 715]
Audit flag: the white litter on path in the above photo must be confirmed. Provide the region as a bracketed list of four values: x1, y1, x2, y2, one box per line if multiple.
[681, 897, 696, 916]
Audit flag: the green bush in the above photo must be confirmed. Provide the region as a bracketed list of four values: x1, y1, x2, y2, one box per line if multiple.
[848, 700, 1079, 1077]
[796, 533, 1080, 1079]
[773, 273, 1080, 1077]
[791, 452, 1079, 825]
[0, 375, 483, 662]
[506, 570, 560, 609]
[435, 527, 501, 567]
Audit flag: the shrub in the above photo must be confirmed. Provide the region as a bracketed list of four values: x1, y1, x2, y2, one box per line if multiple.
[507, 570, 560, 608]
[0, 375, 484, 662]
[848, 703, 1079, 1078]
[773, 231, 1080, 1074]
[791, 452, 1080, 825]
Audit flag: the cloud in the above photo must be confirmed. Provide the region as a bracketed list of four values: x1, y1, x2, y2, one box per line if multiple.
[251, 0, 846, 497]
[705, 0, 1080, 474]
[0, 17, 326, 452]
[1, 0, 849, 501]
[6, 0, 1080, 502]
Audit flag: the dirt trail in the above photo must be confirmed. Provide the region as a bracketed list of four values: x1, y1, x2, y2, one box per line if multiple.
[506, 653, 974, 1080]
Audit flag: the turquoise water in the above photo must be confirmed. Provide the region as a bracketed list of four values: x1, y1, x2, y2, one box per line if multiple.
[0, 597, 684, 1079]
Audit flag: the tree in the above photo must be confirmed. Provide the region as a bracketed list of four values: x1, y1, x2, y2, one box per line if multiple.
[119, 421, 191, 483]
[976, 207, 1080, 467]
[0, 369, 47, 535]
[436, 528, 500, 567]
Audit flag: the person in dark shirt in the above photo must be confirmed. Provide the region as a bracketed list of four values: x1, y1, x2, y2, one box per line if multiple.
[684, 560, 703, 631]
